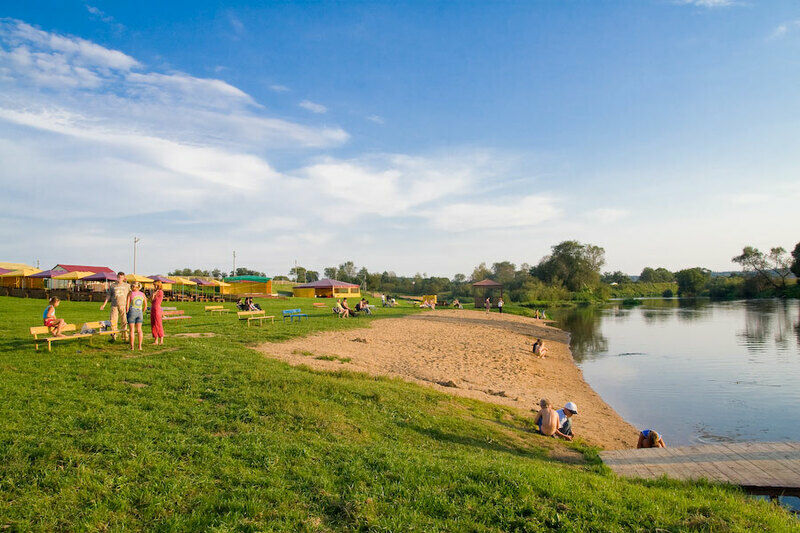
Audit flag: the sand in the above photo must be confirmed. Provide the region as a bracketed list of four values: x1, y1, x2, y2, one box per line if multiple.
[257, 309, 637, 449]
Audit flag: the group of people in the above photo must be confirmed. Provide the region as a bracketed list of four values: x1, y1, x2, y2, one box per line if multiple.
[236, 297, 261, 311]
[99, 271, 165, 350]
[332, 298, 372, 318]
[484, 297, 505, 313]
[534, 399, 578, 440]
[380, 295, 397, 307]
[43, 271, 165, 350]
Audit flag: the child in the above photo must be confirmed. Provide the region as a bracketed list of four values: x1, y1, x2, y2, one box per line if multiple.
[532, 338, 548, 358]
[43, 297, 66, 337]
[637, 429, 666, 448]
[127, 282, 147, 351]
[533, 398, 559, 436]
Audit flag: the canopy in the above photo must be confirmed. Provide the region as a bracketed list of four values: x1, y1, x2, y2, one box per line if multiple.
[0, 268, 10, 275]
[170, 276, 197, 286]
[148, 275, 176, 283]
[82, 271, 117, 282]
[213, 279, 231, 287]
[224, 275, 272, 283]
[0, 262, 35, 271]
[472, 279, 503, 288]
[30, 269, 65, 279]
[125, 274, 154, 283]
[191, 278, 216, 286]
[0, 268, 43, 277]
[295, 278, 359, 289]
[53, 271, 94, 280]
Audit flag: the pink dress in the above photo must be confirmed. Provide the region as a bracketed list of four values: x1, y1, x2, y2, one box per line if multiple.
[150, 289, 164, 338]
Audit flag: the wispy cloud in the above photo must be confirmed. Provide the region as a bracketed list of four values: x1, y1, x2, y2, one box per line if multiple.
[269, 84, 290, 92]
[226, 11, 246, 39]
[366, 114, 385, 124]
[85, 5, 124, 31]
[676, 0, 735, 7]
[769, 19, 800, 40]
[586, 208, 628, 224]
[299, 100, 327, 113]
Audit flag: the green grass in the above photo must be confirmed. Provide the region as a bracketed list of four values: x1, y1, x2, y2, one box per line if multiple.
[0, 296, 796, 531]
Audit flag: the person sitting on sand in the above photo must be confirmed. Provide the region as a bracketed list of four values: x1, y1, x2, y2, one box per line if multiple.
[555, 402, 578, 441]
[43, 297, 67, 337]
[637, 429, 666, 448]
[534, 398, 560, 436]
[532, 338, 548, 358]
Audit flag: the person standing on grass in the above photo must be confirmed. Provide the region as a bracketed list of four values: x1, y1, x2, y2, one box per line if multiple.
[497, 297, 504, 314]
[150, 280, 165, 345]
[127, 282, 147, 351]
[43, 297, 66, 337]
[101, 271, 130, 341]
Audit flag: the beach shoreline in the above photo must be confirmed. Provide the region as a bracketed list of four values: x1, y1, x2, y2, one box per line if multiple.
[257, 309, 637, 449]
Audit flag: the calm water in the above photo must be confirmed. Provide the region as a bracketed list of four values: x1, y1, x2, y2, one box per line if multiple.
[553, 299, 800, 446]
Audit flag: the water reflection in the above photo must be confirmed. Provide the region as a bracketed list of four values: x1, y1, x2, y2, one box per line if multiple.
[553, 298, 800, 447]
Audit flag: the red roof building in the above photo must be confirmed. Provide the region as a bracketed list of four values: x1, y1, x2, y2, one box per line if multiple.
[293, 278, 361, 298]
[52, 264, 115, 274]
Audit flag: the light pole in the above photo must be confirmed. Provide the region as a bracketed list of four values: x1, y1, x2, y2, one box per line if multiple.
[232, 250, 236, 277]
[133, 237, 140, 274]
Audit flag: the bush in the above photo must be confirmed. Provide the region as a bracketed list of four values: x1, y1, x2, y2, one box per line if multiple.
[662, 288, 674, 298]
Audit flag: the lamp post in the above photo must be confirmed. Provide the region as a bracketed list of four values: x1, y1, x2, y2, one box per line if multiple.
[133, 237, 140, 274]
[232, 250, 236, 277]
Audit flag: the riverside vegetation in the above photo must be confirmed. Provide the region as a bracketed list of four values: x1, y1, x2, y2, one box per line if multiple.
[0, 296, 797, 530]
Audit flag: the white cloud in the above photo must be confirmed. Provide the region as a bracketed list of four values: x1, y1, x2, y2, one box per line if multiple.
[676, 0, 735, 7]
[269, 84, 290, 92]
[366, 114, 385, 124]
[299, 100, 327, 113]
[85, 5, 123, 30]
[424, 195, 560, 232]
[769, 19, 800, 40]
[586, 208, 628, 224]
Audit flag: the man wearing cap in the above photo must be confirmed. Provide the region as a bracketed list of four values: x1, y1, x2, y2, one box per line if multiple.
[555, 402, 578, 441]
[101, 271, 129, 340]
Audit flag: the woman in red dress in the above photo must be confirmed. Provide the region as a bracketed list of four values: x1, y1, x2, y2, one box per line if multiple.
[150, 280, 165, 345]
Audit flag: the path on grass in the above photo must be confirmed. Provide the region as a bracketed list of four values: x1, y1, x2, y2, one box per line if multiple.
[258, 310, 637, 449]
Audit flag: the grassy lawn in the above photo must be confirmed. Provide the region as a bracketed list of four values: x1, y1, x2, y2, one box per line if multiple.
[0, 296, 796, 531]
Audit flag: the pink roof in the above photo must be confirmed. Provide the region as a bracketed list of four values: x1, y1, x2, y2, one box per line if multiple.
[472, 279, 503, 287]
[55, 264, 115, 274]
[295, 278, 360, 289]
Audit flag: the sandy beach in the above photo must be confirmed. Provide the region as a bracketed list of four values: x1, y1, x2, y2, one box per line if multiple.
[257, 309, 637, 449]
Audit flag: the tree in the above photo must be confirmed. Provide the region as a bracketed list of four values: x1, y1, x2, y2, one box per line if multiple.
[602, 271, 629, 284]
[732, 246, 792, 291]
[323, 267, 337, 279]
[491, 261, 516, 286]
[289, 266, 307, 283]
[792, 242, 800, 278]
[639, 267, 674, 283]
[530, 240, 605, 291]
[470, 262, 492, 282]
[337, 261, 357, 282]
[211, 268, 223, 279]
[233, 267, 265, 277]
[674, 267, 710, 296]
[306, 270, 320, 282]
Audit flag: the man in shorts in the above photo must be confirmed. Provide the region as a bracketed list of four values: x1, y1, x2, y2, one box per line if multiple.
[101, 271, 130, 340]
[555, 401, 578, 441]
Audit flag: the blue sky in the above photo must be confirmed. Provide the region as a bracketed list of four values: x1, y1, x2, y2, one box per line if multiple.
[1, 1, 798, 277]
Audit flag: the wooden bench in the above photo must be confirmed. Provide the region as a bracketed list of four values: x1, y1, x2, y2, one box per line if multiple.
[164, 310, 184, 316]
[237, 310, 275, 326]
[282, 308, 309, 323]
[312, 302, 327, 308]
[246, 314, 275, 326]
[30, 324, 92, 351]
[205, 305, 231, 314]
[81, 321, 122, 337]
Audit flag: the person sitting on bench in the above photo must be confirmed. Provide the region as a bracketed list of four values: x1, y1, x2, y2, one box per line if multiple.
[43, 297, 67, 337]
[342, 298, 356, 316]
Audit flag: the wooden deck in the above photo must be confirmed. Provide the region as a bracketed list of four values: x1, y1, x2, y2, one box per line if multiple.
[600, 442, 800, 497]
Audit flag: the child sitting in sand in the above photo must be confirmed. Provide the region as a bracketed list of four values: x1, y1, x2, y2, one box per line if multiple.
[43, 297, 67, 336]
[532, 338, 548, 358]
[534, 398, 560, 436]
[637, 429, 666, 448]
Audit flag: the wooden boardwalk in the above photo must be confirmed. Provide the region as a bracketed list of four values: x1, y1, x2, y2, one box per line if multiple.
[600, 442, 800, 497]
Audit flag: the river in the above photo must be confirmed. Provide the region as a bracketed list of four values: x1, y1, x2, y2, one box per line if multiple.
[552, 298, 800, 446]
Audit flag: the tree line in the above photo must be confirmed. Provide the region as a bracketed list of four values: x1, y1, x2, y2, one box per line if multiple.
[169, 240, 799, 302]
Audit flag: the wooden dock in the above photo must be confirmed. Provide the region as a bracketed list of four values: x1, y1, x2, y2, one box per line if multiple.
[600, 442, 800, 497]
